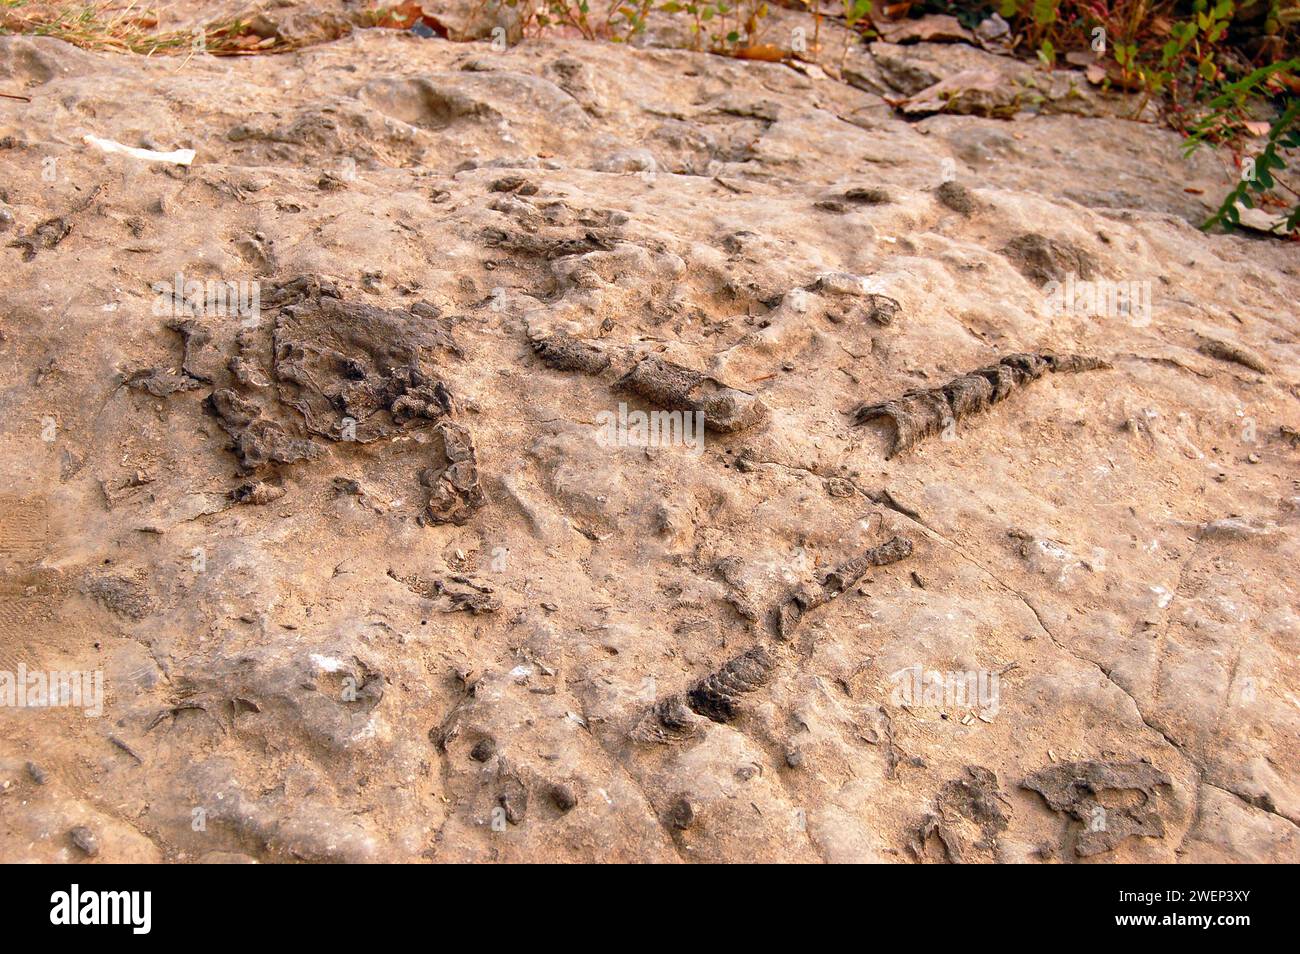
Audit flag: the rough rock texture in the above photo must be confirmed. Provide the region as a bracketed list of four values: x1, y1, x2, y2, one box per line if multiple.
[0, 5, 1297, 863]
[910, 764, 1010, 863]
[853, 352, 1110, 457]
[1022, 758, 1172, 857]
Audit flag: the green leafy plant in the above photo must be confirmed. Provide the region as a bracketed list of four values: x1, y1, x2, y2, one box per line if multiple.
[1185, 59, 1300, 232]
[1000, 0, 1064, 65]
[609, 0, 655, 40]
[612, 1, 771, 53]
[841, 0, 872, 63]
[505, 0, 598, 40]
[844, 0, 872, 31]
[986, 1, 1297, 235]
[999, 1, 1242, 119]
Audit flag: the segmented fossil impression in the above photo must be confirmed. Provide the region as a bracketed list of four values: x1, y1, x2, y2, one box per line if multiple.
[617, 354, 766, 433]
[531, 330, 611, 374]
[634, 646, 778, 742]
[529, 332, 767, 432]
[637, 536, 913, 742]
[1197, 337, 1270, 374]
[639, 693, 698, 743]
[772, 535, 913, 639]
[852, 352, 1108, 457]
[686, 645, 779, 723]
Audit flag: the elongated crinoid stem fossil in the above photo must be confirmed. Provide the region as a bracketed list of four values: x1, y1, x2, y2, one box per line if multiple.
[530, 330, 611, 374]
[633, 646, 779, 741]
[635, 536, 915, 742]
[530, 330, 768, 433]
[852, 352, 1110, 457]
[772, 535, 914, 639]
[617, 354, 767, 433]
[685, 645, 779, 723]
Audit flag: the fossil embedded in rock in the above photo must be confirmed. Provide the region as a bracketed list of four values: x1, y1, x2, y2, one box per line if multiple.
[773, 535, 914, 639]
[421, 421, 486, 525]
[845, 186, 891, 205]
[7, 216, 70, 260]
[617, 354, 766, 433]
[852, 352, 1109, 457]
[388, 569, 498, 613]
[272, 296, 457, 442]
[198, 281, 464, 474]
[527, 333, 765, 433]
[549, 783, 578, 812]
[69, 825, 100, 857]
[910, 766, 1010, 863]
[124, 367, 206, 397]
[261, 274, 341, 309]
[640, 536, 913, 742]
[124, 319, 216, 396]
[1022, 759, 1172, 857]
[482, 225, 618, 259]
[910, 813, 965, 863]
[935, 180, 976, 215]
[230, 480, 286, 506]
[1197, 337, 1270, 374]
[810, 274, 901, 326]
[685, 644, 778, 723]
[1001, 233, 1097, 284]
[822, 535, 914, 595]
[531, 330, 611, 374]
[669, 796, 697, 830]
[632, 691, 701, 744]
[496, 768, 529, 825]
[205, 388, 322, 472]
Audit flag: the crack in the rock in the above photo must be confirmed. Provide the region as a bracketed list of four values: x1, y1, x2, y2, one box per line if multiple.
[874, 503, 1198, 771]
[1200, 779, 1300, 830]
[740, 450, 1229, 855]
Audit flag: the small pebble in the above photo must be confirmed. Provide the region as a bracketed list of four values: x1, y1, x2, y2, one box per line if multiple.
[70, 825, 99, 857]
[469, 738, 496, 762]
[669, 796, 696, 830]
[845, 186, 890, 205]
[499, 790, 527, 825]
[936, 179, 976, 215]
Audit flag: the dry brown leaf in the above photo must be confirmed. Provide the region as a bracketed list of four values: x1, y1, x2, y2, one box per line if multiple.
[734, 44, 786, 62]
[876, 14, 972, 44]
